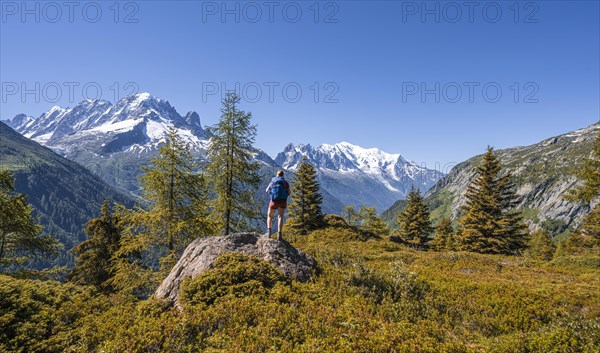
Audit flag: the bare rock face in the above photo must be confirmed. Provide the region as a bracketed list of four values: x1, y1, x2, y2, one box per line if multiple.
[155, 233, 316, 306]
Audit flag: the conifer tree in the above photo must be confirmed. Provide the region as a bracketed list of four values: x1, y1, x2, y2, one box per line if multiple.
[138, 128, 215, 253]
[342, 205, 388, 235]
[109, 129, 214, 295]
[206, 92, 261, 234]
[565, 132, 600, 204]
[287, 158, 324, 235]
[0, 170, 59, 268]
[528, 229, 555, 261]
[578, 210, 600, 245]
[553, 238, 569, 260]
[69, 199, 121, 290]
[342, 205, 360, 228]
[395, 186, 433, 249]
[457, 147, 528, 254]
[431, 217, 454, 251]
[359, 205, 390, 236]
[564, 132, 600, 245]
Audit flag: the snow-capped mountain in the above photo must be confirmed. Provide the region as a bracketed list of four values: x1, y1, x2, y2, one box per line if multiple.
[10, 93, 211, 155]
[4, 93, 218, 194]
[5, 93, 441, 214]
[276, 142, 444, 211]
[5, 113, 36, 131]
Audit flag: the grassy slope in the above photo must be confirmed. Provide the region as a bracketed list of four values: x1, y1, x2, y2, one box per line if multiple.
[1, 226, 599, 352]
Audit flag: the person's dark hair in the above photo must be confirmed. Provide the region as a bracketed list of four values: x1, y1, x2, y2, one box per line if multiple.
[276, 170, 284, 177]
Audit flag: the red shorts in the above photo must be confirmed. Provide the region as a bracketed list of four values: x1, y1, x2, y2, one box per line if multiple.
[269, 200, 287, 210]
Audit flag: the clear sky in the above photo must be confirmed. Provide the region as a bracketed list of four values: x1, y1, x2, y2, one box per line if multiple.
[1, 0, 598, 171]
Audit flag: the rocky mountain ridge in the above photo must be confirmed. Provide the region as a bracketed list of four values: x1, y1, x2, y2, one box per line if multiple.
[382, 121, 600, 236]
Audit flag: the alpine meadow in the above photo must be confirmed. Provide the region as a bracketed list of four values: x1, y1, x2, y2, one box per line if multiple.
[1, 1, 599, 352]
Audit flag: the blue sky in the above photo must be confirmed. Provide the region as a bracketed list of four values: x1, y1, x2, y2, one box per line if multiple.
[1, 0, 598, 170]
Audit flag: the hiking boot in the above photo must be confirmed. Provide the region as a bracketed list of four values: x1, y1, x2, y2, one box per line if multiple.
[277, 232, 283, 240]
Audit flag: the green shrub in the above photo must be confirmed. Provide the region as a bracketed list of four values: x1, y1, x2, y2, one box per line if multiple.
[180, 252, 288, 307]
[2, 230, 600, 352]
[0, 274, 108, 353]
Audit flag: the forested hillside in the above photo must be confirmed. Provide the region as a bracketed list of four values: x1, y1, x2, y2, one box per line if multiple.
[0, 122, 135, 267]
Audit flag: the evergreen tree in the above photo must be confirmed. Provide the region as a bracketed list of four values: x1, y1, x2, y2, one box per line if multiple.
[457, 147, 528, 254]
[342, 205, 389, 235]
[342, 205, 360, 228]
[359, 206, 390, 236]
[206, 92, 261, 234]
[565, 132, 600, 245]
[287, 158, 324, 235]
[565, 132, 600, 204]
[578, 209, 600, 245]
[431, 217, 454, 251]
[0, 170, 59, 269]
[69, 199, 121, 290]
[528, 229, 555, 261]
[109, 129, 214, 295]
[138, 128, 215, 254]
[553, 237, 569, 260]
[395, 186, 433, 249]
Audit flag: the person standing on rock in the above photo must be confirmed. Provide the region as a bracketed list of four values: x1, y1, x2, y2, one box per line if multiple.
[266, 170, 291, 240]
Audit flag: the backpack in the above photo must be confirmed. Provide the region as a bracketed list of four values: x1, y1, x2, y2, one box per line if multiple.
[269, 177, 288, 202]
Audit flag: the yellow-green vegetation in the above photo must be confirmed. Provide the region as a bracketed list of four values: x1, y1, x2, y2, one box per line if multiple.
[342, 205, 390, 236]
[2, 222, 599, 352]
[180, 253, 288, 307]
[0, 170, 60, 270]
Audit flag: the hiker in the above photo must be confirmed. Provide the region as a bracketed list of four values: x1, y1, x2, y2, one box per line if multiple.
[266, 170, 291, 240]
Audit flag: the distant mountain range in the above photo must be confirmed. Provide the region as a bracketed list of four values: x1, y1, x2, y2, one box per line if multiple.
[382, 122, 600, 237]
[276, 142, 444, 211]
[4, 93, 443, 213]
[4, 93, 212, 195]
[0, 121, 135, 267]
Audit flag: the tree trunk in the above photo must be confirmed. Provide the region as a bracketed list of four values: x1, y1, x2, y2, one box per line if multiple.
[0, 232, 6, 263]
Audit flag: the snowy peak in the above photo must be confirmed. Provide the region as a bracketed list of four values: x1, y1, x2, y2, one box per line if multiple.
[277, 141, 411, 175]
[5, 114, 35, 131]
[106, 92, 183, 125]
[275, 141, 445, 211]
[9, 93, 209, 155]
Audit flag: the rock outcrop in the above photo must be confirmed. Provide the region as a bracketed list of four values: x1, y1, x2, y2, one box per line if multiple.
[155, 233, 316, 306]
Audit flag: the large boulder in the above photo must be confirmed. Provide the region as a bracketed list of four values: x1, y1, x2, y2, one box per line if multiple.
[155, 233, 316, 306]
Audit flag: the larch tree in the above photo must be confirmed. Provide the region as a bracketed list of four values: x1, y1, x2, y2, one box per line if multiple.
[457, 147, 528, 254]
[564, 131, 600, 246]
[69, 199, 122, 291]
[0, 170, 59, 270]
[109, 129, 214, 295]
[344, 205, 389, 236]
[342, 205, 361, 228]
[287, 158, 324, 235]
[206, 92, 261, 235]
[359, 206, 390, 236]
[138, 128, 215, 254]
